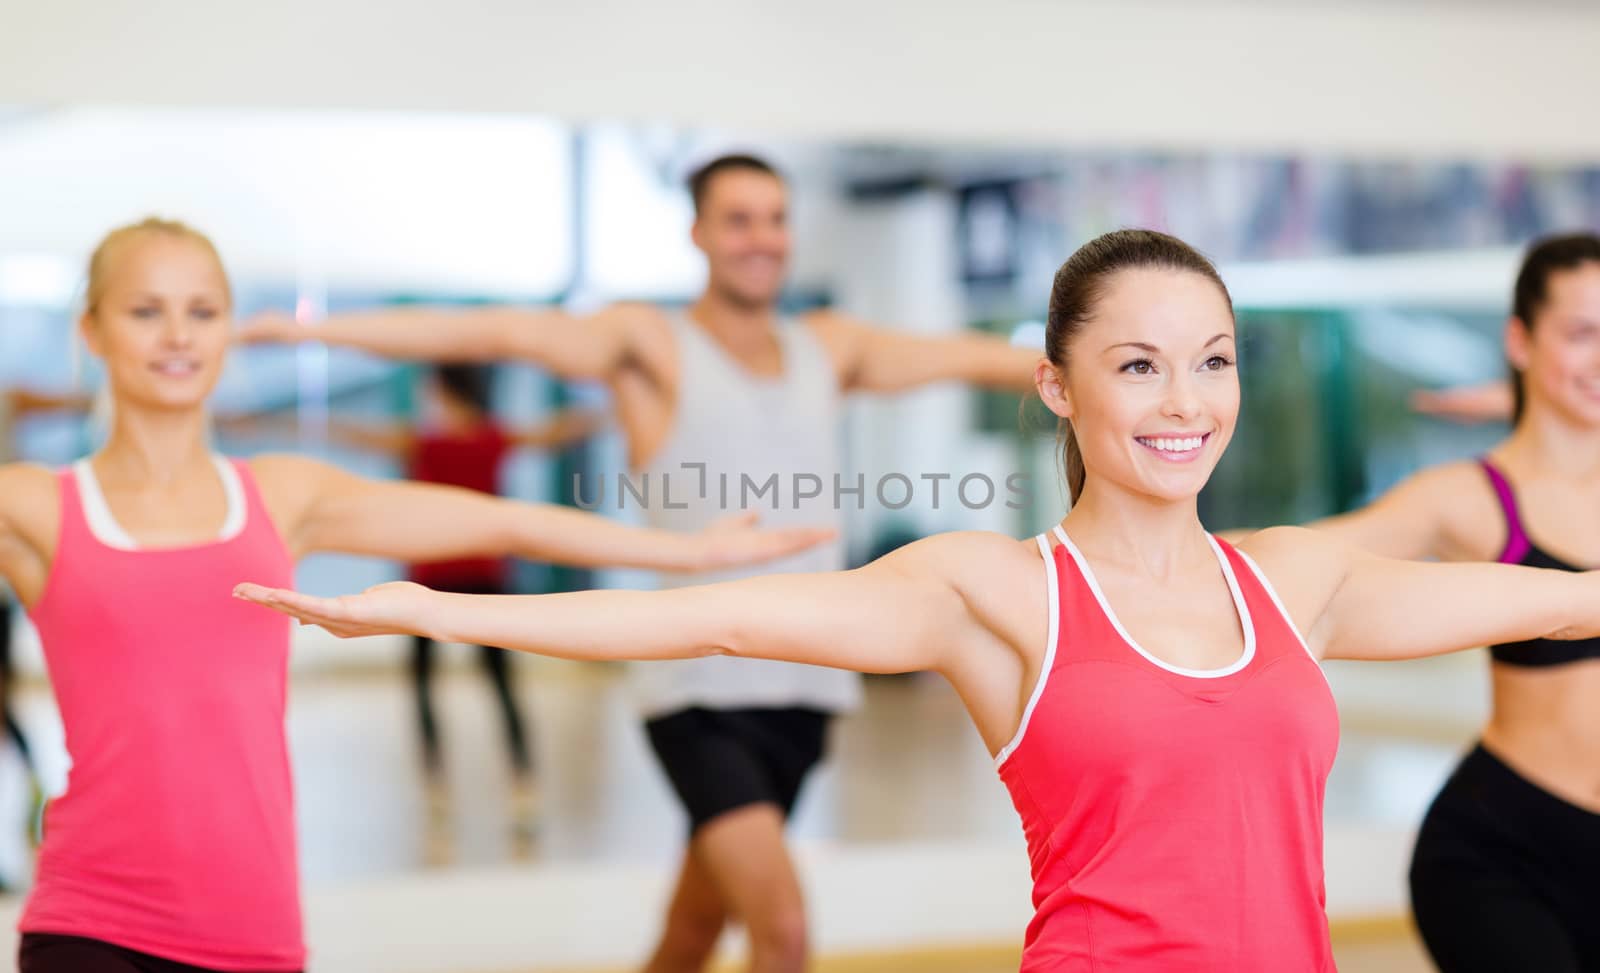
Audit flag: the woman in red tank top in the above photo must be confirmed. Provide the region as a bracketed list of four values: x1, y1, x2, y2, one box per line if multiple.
[0, 219, 830, 973]
[245, 229, 1600, 973]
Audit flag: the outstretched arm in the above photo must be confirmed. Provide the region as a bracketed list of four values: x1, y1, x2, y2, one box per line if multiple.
[512, 407, 606, 450]
[1242, 527, 1600, 663]
[6, 388, 91, 417]
[813, 313, 1041, 395]
[252, 454, 832, 573]
[238, 303, 648, 382]
[236, 534, 1000, 676]
[1410, 381, 1514, 425]
[1221, 462, 1483, 560]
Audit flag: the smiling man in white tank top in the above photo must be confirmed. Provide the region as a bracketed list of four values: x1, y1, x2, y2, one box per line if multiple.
[240, 154, 1040, 973]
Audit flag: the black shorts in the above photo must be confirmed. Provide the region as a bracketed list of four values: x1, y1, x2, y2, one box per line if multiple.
[645, 706, 830, 834]
[1409, 743, 1600, 973]
[19, 933, 301, 973]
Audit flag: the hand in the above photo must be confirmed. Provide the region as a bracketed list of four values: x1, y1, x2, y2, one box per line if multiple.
[1410, 382, 1514, 424]
[695, 512, 836, 571]
[236, 310, 311, 346]
[234, 580, 435, 638]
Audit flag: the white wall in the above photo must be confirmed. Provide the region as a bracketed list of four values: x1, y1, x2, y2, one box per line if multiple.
[5, 0, 1600, 160]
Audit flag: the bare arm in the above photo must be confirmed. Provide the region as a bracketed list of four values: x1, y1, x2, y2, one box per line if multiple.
[6, 389, 91, 417]
[512, 407, 606, 450]
[1410, 381, 1514, 425]
[0, 463, 59, 606]
[238, 303, 649, 382]
[1224, 462, 1486, 561]
[813, 313, 1041, 395]
[219, 413, 415, 456]
[236, 533, 1008, 677]
[1242, 526, 1600, 662]
[253, 454, 831, 573]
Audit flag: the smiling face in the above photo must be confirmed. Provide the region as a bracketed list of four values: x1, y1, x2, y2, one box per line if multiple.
[1059, 268, 1239, 503]
[1509, 261, 1600, 428]
[80, 228, 232, 415]
[691, 167, 790, 310]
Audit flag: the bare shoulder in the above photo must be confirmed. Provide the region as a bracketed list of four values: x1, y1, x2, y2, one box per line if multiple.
[603, 301, 674, 370]
[245, 452, 338, 523]
[0, 462, 61, 597]
[1233, 525, 1355, 640]
[1368, 459, 1502, 559]
[799, 309, 874, 381]
[603, 301, 672, 343]
[0, 462, 60, 535]
[881, 530, 1047, 625]
[880, 529, 1041, 576]
[1235, 524, 1336, 569]
[1402, 459, 1497, 508]
[800, 308, 871, 344]
[246, 452, 333, 487]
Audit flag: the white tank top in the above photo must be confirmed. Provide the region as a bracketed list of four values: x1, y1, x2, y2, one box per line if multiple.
[630, 312, 862, 717]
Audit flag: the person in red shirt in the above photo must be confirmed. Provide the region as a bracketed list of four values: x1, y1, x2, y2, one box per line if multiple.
[323, 364, 598, 862]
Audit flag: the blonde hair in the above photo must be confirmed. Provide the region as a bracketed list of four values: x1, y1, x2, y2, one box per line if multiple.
[84, 217, 231, 316]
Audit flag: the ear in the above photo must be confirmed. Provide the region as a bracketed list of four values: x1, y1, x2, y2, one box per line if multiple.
[1035, 358, 1073, 420]
[78, 309, 104, 360]
[1505, 316, 1532, 373]
[689, 217, 707, 253]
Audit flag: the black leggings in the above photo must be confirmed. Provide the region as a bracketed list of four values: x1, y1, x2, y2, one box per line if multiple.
[1410, 743, 1600, 972]
[19, 933, 300, 973]
[410, 581, 531, 777]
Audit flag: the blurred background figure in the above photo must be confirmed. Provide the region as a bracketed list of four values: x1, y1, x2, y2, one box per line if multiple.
[310, 363, 601, 864]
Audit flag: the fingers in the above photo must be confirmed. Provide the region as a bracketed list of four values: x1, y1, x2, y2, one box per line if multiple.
[234, 584, 339, 620]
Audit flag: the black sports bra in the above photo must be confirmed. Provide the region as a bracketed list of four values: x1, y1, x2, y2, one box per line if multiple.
[1480, 459, 1600, 667]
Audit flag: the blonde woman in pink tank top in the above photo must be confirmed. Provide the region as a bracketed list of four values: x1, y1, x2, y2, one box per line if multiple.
[0, 219, 830, 973]
[246, 230, 1600, 973]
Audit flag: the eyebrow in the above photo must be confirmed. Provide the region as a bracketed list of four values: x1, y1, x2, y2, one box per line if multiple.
[1104, 333, 1233, 354]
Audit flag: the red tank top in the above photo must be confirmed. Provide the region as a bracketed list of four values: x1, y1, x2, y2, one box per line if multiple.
[407, 424, 511, 589]
[997, 528, 1338, 972]
[23, 459, 302, 970]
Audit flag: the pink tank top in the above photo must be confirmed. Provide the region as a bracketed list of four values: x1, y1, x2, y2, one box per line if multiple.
[22, 459, 303, 970]
[997, 528, 1339, 972]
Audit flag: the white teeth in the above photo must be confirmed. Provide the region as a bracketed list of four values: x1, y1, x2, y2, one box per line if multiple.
[1140, 435, 1204, 452]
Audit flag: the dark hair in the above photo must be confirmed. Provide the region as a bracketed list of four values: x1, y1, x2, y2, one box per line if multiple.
[431, 364, 493, 414]
[1045, 229, 1234, 504]
[687, 153, 782, 216]
[1509, 233, 1600, 424]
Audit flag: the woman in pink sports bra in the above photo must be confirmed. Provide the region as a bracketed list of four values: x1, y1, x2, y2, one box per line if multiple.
[0, 218, 830, 973]
[244, 229, 1600, 973]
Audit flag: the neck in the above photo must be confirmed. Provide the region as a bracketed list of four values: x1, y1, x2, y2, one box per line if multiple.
[1060, 477, 1211, 579]
[1502, 401, 1600, 478]
[437, 404, 485, 433]
[95, 401, 214, 486]
[689, 288, 778, 343]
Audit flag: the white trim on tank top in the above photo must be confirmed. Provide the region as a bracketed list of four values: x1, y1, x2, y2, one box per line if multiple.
[1231, 548, 1329, 681]
[994, 533, 1063, 769]
[1051, 524, 1257, 679]
[73, 455, 246, 551]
